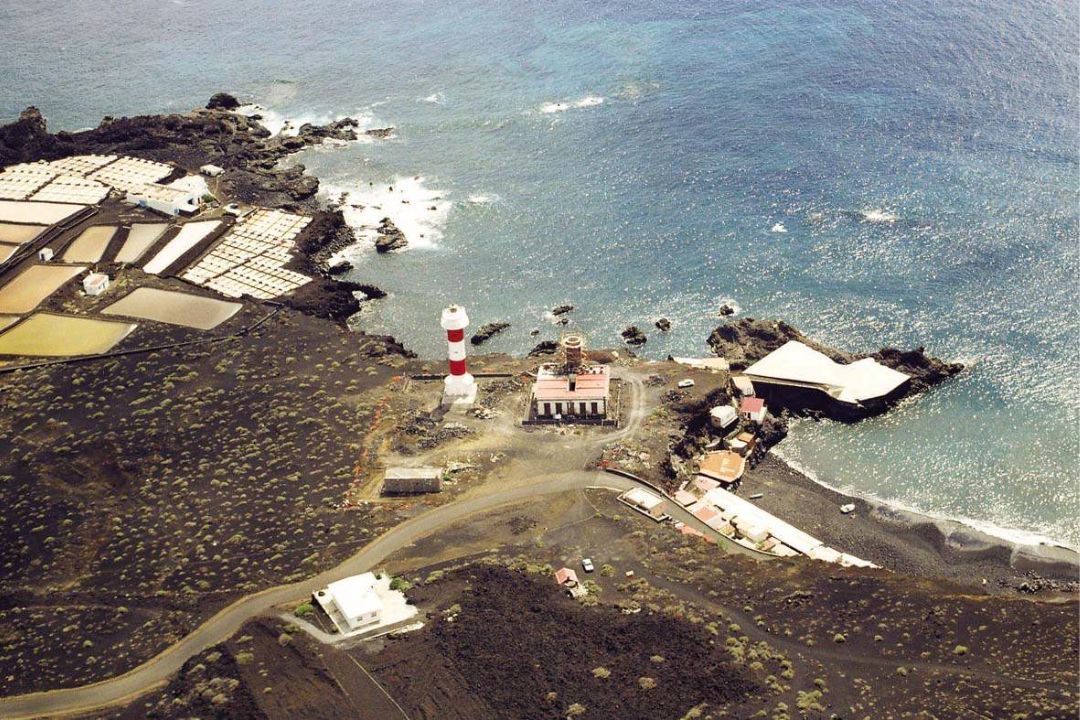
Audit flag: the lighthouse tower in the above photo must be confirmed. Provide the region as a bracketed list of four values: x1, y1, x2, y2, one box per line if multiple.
[440, 304, 477, 406]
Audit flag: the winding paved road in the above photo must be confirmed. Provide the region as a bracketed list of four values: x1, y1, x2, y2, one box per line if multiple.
[0, 472, 658, 719]
[0, 365, 749, 719]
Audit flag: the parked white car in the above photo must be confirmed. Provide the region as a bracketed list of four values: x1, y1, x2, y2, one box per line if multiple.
[677, 379, 695, 389]
[581, 558, 595, 573]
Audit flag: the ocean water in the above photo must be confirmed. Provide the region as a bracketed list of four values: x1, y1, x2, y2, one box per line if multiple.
[2, 0, 1076, 545]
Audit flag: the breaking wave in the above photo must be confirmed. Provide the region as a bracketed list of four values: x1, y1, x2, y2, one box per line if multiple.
[859, 208, 899, 223]
[323, 175, 451, 256]
[539, 95, 605, 114]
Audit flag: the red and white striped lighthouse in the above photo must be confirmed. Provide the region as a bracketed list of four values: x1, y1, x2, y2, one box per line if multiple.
[440, 304, 477, 405]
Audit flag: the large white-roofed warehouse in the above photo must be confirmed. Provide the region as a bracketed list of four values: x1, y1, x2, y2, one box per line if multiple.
[742, 340, 910, 419]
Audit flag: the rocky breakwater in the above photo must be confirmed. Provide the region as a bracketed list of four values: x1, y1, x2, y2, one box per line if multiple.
[707, 318, 964, 419]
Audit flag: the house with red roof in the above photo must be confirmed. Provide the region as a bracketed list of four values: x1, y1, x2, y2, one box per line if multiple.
[739, 396, 767, 423]
[554, 567, 586, 598]
[532, 363, 610, 420]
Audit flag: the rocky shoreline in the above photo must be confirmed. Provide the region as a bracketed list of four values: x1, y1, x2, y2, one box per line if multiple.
[0, 97, 400, 342]
[1, 98, 1072, 592]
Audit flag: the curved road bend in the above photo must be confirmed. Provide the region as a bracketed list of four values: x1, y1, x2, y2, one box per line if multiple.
[1, 470, 743, 720]
[1, 369, 748, 719]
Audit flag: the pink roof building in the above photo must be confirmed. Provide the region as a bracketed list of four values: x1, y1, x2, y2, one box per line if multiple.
[554, 567, 579, 586]
[532, 364, 610, 419]
[739, 396, 767, 423]
[693, 505, 721, 524]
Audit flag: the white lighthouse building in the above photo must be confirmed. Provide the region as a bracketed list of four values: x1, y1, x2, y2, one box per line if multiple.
[440, 304, 477, 406]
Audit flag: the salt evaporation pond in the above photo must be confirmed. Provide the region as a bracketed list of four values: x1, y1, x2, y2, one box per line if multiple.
[102, 287, 241, 330]
[0, 313, 136, 356]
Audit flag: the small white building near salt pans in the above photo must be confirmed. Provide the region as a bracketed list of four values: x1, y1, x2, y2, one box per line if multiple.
[82, 272, 110, 296]
[126, 183, 201, 216]
[743, 341, 910, 413]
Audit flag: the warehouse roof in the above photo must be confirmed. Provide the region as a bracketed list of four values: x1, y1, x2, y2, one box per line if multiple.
[744, 341, 909, 404]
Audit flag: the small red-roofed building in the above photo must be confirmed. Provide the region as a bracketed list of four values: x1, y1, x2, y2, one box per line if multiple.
[739, 396, 767, 423]
[554, 567, 578, 587]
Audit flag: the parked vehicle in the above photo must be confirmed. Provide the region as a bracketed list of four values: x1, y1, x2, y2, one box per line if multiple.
[581, 558, 595, 573]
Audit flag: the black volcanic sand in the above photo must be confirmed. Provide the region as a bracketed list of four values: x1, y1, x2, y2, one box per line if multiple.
[363, 559, 1077, 719]
[739, 455, 1079, 596]
[0, 298, 408, 695]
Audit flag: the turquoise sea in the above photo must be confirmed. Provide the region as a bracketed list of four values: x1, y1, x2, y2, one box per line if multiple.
[2, 0, 1076, 545]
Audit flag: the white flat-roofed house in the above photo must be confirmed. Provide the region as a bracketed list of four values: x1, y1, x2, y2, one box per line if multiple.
[167, 174, 211, 199]
[126, 183, 200, 216]
[200, 164, 225, 177]
[38, 248, 54, 262]
[532, 363, 610, 420]
[619, 487, 669, 521]
[82, 272, 109, 296]
[321, 573, 383, 632]
[710, 404, 738, 430]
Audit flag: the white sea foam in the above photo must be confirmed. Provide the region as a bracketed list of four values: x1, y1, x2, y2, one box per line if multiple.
[324, 175, 451, 256]
[771, 443, 1075, 551]
[467, 193, 499, 205]
[234, 104, 377, 143]
[422, 93, 445, 104]
[539, 95, 605, 114]
[771, 222, 788, 234]
[860, 208, 899, 223]
[717, 298, 741, 315]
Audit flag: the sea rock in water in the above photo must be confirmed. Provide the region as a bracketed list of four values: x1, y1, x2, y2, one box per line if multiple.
[206, 92, 241, 110]
[374, 217, 407, 252]
[551, 304, 574, 316]
[365, 127, 396, 139]
[328, 261, 353, 276]
[298, 118, 359, 144]
[529, 340, 559, 356]
[870, 347, 965, 392]
[471, 322, 511, 346]
[655, 318, 671, 332]
[621, 325, 647, 346]
[718, 304, 735, 317]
